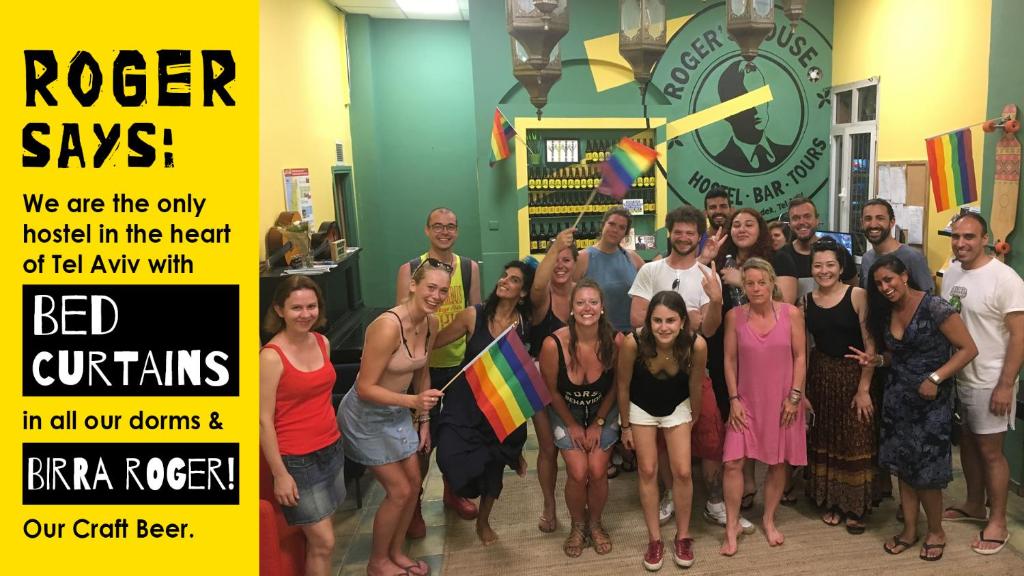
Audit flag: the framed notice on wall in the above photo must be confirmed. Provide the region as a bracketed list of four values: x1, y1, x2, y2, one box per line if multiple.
[283, 168, 313, 224]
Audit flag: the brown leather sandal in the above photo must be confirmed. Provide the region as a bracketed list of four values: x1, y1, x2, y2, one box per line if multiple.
[590, 521, 613, 555]
[563, 521, 588, 558]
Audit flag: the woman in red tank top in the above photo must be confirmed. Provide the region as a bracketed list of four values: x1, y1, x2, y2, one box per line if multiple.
[260, 276, 342, 576]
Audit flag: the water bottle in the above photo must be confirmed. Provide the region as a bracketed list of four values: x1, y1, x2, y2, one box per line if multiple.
[724, 254, 746, 305]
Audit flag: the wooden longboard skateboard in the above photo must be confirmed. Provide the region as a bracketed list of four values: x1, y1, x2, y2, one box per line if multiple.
[991, 103, 1020, 259]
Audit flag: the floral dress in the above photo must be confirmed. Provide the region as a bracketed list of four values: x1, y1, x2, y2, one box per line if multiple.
[878, 294, 955, 489]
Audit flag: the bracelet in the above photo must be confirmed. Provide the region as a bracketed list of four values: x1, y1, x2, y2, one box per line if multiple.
[788, 388, 803, 397]
[620, 424, 631, 431]
[729, 395, 741, 401]
[417, 416, 430, 424]
[876, 354, 885, 368]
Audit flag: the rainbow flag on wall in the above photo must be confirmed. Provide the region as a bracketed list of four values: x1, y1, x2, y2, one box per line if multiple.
[925, 128, 978, 212]
[461, 326, 550, 441]
[598, 137, 659, 199]
[489, 108, 516, 167]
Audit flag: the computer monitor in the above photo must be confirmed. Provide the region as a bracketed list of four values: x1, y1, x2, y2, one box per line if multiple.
[816, 230, 855, 255]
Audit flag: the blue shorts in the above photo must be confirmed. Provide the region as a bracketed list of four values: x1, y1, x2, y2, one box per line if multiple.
[280, 438, 346, 526]
[550, 405, 620, 451]
[338, 387, 418, 466]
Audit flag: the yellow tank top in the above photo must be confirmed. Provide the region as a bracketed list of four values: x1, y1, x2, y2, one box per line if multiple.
[417, 253, 467, 368]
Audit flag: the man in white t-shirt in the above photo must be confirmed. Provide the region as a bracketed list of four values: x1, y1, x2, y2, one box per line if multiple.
[629, 206, 722, 334]
[940, 212, 1024, 555]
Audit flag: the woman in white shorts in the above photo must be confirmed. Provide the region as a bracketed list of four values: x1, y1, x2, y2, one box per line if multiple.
[617, 290, 707, 571]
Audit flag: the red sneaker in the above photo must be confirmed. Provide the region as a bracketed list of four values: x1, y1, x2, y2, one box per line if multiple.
[643, 539, 664, 571]
[443, 481, 478, 520]
[406, 492, 426, 539]
[673, 536, 695, 568]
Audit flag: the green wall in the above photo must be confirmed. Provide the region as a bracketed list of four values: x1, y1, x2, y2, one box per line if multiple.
[348, 15, 480, 308]
[982, 0, 1024, 487]
[468, 0, 833, 289]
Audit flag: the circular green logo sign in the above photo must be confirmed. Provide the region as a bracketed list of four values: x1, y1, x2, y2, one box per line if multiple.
[655, 2, 832, 219]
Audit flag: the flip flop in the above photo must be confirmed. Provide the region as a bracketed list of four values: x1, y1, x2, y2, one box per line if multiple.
[822, 508, 844, 527]
[971, 529, 1010, 555]
[942, 506, 987, 522]
[919, 541, 945, 561]
[741, 491, 757, 510]
[538, 514, 558, 534]
[845, 513, 866, 535]
[883, 536, 919, 555]
[780, 485, 798, 506]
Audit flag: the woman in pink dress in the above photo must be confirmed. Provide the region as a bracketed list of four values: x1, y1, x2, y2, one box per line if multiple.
[720, 257, 807, 556]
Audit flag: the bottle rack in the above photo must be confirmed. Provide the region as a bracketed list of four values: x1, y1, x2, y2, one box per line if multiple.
[515, 123, 665, 259]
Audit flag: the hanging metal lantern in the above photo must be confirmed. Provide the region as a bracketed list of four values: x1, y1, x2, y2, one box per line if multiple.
[784, 0, 807, 30]
[618, 0, 666, 97]
[726, 0, 775, 62]
[507, 0, 569, 71]
[512, 39, 562, 119]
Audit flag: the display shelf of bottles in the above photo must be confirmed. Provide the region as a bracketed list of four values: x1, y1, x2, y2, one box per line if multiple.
[515, 119, 666, 261]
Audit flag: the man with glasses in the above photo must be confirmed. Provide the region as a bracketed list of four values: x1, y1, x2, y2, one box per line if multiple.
[394, 207, 481, 537]
[774, 196, 857, 303]
[940, 212, 1023, 556]
[859, 198, 933, 293]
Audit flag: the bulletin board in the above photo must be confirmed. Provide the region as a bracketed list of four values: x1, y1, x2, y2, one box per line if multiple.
[876, 161, 929, 255]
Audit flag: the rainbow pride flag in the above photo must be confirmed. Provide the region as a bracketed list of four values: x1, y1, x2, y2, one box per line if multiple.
[489, 108, 516, 167]
[598, 137, 659, 199]
[461, 326, 550, 441]
[925, 128, 978, 212]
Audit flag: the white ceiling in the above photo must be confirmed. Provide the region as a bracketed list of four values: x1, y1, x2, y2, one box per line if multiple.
[330, 0, 470, 21]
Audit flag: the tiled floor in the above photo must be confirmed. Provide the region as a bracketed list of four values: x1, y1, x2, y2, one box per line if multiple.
[329, 430, 1024, 575]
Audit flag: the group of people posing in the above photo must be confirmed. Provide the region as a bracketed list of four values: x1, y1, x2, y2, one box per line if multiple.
[260, 193, 1022, 575]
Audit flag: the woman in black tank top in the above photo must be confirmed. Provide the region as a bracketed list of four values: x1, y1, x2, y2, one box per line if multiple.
[528, 227, 577, 533]
[615, 290, 707, 568]
[432, 261, 534, 546]
[804, 240, 878, 534]
[539, 278, 622, 558]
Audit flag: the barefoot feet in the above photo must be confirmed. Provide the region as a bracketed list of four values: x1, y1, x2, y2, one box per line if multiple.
[720, 523, 742, 556]
[476, 521, 499, 546]
[763, 516, 785, 546]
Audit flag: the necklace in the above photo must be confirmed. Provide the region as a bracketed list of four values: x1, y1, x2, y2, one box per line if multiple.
[403, 304, 423, 335]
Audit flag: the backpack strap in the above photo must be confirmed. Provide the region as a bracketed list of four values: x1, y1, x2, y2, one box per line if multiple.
[460, 255, 472, 304]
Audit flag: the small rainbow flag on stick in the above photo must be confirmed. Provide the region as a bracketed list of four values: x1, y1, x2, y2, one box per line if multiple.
[925, 128, 978, 212]
[489, 108, 516, 167]
[598, 137, 659, 199]
[443, 325, 550, 441]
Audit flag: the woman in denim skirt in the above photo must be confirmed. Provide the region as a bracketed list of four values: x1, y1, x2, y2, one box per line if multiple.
[260, 276, 344, 576]
[338, 259, 450, 576]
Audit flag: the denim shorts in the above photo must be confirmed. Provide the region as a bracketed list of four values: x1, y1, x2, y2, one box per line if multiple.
[280, 437, 346, 526]
[338, 387, 418, 466]
[550, 405, 620, 451]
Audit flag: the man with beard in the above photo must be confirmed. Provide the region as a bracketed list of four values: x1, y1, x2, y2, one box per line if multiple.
[394, 207, 481, 537]
[696, 189, 732, 266]
[940, 212, 1023, 556]
[858, 198, 933, 293]
[630, 206, 723, 335]
[774, 196, 857, 303]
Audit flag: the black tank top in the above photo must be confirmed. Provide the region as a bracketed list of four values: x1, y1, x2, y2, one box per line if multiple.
[805, 286, 863, 358]
[630, 341, 691, 417]
[551, 335, 613, 426]
[529, 295, 566, 357]
[463, 304, 528, 362]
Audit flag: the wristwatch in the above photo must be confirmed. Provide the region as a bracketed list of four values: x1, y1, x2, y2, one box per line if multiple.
[595, 416, 606, 427]
[928, 372, 942, 384]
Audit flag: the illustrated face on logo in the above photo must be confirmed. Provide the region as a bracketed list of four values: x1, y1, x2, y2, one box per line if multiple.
[656, 4, 831, 220]
[720, 62, 770, 145]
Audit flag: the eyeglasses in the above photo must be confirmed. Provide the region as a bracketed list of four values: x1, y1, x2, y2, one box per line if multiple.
[414, 257, 454, 274]
[672, 276, 680, 291]
[813, 237, 838, 250]
[429, 223, 458, 233]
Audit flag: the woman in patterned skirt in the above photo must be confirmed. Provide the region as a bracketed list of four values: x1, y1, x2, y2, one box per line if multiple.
[803, 238, 876, 534]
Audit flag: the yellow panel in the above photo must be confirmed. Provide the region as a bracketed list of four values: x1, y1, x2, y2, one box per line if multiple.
[585, 16, 692, 92]
[665, 85, 774, 139]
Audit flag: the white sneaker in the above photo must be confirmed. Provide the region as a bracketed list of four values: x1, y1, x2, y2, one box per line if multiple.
[703, 500, 756, 535]
[658, 491, 674, 525]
